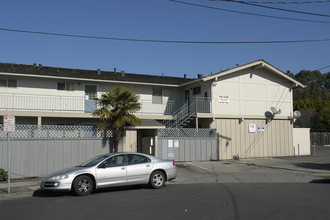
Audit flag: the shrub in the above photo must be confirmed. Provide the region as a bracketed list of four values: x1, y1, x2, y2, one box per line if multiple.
[0, 168, 8, 182]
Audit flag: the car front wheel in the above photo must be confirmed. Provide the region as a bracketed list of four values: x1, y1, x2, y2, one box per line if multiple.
[149, 171, 165, 189]
[72, 175, 94, 196]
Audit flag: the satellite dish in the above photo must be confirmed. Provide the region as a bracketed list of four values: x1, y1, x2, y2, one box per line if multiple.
[270, 107, 281, 115]
[293, 110, 301, 118]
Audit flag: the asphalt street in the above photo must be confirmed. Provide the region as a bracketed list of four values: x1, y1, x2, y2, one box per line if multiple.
[1, 183, 330, 220]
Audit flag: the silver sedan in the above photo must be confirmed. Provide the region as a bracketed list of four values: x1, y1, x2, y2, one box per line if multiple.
[40, 152, 177, 196]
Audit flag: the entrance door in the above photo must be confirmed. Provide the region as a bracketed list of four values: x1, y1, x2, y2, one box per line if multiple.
[184, 90, 190, 106]
[184, 89, 190, 114]
[84, 85, 97, 113]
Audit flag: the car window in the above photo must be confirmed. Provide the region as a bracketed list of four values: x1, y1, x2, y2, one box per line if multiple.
[102, 155, 125, 168]
[79, 155, 110, 167]
[127, 154, 151, 165]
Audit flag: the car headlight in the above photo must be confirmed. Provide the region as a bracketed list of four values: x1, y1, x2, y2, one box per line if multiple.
[48, 175, 69, 180]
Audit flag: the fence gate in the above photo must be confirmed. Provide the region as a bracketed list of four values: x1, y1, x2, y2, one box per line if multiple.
[310, 132, 330, 147]
[157, 128, 218, 162]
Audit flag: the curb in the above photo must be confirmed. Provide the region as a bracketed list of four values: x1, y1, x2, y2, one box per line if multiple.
[0, 181, 40, 201]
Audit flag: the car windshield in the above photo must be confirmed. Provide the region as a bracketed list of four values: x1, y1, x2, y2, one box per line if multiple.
[78, 155, 110, 167]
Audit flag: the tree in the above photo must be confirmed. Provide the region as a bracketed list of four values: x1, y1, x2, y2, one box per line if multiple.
[291, 70, 330, 130]
[318, 101, 330, 130]
[93, 87, 141, 152]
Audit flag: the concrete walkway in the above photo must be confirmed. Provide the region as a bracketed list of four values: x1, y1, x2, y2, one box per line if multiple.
[0, 179, 41, 201]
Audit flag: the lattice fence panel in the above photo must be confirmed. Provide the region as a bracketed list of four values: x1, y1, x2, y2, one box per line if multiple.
[158, 128, 217, 138]
[0, 124, 113, 139]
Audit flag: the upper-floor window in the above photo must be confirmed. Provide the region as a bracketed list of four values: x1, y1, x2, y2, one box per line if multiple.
[0, 79, 17, 88]
[57, 82, 74, 91]
[152, 89, 163, 104]
[193, 86, 201, 95]
[85, 85, 97, 99]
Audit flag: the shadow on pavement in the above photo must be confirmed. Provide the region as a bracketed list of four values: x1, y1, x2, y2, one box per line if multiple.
[295, 162, 330, 171]
[32, 184, 153, 197]
[309, 179, 330, 184]
[33, 189, 72, 198]
[93, 184, 152, 195]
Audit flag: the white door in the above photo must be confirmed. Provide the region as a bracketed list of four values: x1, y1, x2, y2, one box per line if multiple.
[126, 154, 153, 185]
[84, 84, 97, 113]
[96, 155, 127, 187]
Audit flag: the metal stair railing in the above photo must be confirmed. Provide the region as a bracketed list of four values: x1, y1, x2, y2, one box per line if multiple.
[165, 101, 197, 128]
[164, 97, 211, 128]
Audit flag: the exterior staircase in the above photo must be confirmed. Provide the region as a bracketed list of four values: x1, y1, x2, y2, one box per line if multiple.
[164, 97, 211, 128]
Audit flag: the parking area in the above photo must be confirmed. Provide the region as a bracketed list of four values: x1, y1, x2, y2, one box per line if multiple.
[173, 146, 330, 184]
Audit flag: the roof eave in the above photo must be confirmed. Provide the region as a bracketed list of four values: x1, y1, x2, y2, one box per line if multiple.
[0, 72, 181, 87]
[202, 60, 305, 88]
[179, 78, 203, 87]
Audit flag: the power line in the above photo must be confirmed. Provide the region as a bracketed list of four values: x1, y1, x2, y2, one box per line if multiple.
[318, 64, 330, 71]
[1, 27, 330, 44]
[169, 0, 330, 23]
[210, 0, 330, 4]
[219, 0, 330, 17]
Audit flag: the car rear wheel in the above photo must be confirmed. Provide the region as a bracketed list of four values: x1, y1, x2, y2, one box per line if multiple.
[149, 171, 165, 189]
[72, 175, 93, 196]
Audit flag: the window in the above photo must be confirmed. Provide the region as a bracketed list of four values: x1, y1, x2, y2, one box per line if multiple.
[127, 154, 151, 165]
[102, 155, 125, 167]
[57, 82, 74, 91]
[0, 79, 6, 87]
[57, 83, 66, 90]
[66, 83, 74, 91]
[152, 89, 163, 104]
[8, 80, 17, 88]
[85, 85, 97, 99]
[0, 79, 17, 88]
[193, 86, 201, 95]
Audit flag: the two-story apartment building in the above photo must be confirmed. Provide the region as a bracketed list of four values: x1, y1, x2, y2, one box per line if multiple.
[0, 60, 304, 160]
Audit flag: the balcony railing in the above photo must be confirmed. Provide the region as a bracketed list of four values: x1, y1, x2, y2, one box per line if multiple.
[0, 93, 85, 112]
[136, 100, 175, 115]
[0, 92, 175, 115]
[196, 97, 211, 113]
[164, 97, 211, 128]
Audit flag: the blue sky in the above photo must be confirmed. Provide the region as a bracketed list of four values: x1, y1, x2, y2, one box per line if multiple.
[1, 0, 330, 78]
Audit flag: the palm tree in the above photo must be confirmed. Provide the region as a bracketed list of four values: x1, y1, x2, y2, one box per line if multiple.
[93, 86, 141, 152]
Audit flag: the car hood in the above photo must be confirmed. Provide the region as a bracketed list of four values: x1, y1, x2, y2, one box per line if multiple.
[44, 166, 92, 179]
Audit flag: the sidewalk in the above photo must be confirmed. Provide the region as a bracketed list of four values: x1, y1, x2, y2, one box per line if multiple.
[0, 179, 41, 201]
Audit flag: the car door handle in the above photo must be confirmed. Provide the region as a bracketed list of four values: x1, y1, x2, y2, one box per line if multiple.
[121, 167, 126, 170]
[146, 164, 150, 167]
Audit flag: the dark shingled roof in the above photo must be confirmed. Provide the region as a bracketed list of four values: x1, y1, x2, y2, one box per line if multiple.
[0, 62, 195, 85]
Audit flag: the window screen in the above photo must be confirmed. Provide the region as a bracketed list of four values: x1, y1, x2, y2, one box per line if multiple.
[66, 83, 74, 91]
[0, 79, 6, 87]
[57, 82, 74, 91]
[0, 79, 17, 88]
[8, 80, 17, 88]
[57, 83, 66, 90]
[152, 89, 162, 104]
[193, 86, 201, 95]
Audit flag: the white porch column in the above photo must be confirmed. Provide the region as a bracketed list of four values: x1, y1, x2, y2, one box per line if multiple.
[123, 129, 137, 152]
[37, 116, 42, 125]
